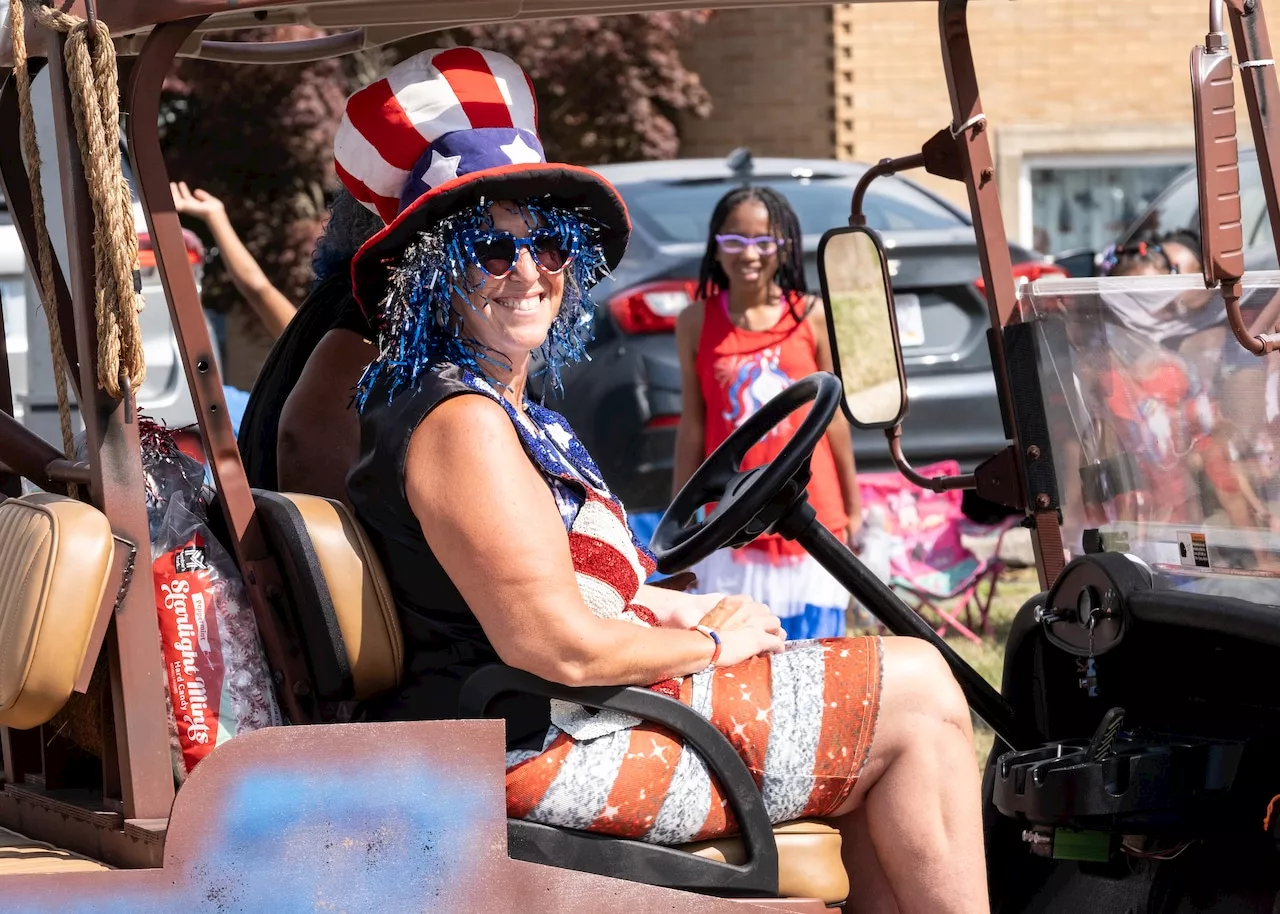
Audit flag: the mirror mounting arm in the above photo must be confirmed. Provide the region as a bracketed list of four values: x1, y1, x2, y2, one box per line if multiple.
[1224, 281, 1280, 353]
[849, 127, 966, 226]
[885, 425, 976, 493]
[850, 153, 925, 226]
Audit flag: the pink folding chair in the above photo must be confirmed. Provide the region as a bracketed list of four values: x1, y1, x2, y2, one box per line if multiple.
[858, 461, 1016, 644]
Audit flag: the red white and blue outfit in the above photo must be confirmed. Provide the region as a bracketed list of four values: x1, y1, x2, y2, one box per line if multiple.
[691, 292, 852, 640]
[340, 48, 882, 846]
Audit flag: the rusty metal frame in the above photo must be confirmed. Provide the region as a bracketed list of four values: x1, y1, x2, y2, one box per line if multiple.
[1227, 0, 1280, 266]
[0, 411, 90, 489]
[124, 18, 313, 725]
[43, 30, 175, 823]
[939, 0, 1064, 590]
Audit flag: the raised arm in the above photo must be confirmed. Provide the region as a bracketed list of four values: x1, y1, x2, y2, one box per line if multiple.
[671, 301, 707, 499]
[172, 182, 297, 340]
[404, 394, 783, 687]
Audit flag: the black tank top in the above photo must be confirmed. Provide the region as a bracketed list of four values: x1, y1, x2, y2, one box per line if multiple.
[347, 365, 550, 750]
[238, 272, 371, 490]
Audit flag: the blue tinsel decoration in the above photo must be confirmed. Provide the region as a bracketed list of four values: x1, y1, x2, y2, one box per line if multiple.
[356, 198, 610, 411]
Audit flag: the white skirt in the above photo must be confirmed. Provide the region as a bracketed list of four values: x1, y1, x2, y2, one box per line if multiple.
[690, 547, 851, 639]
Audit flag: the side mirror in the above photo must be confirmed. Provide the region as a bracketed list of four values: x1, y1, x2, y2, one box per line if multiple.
[816, 226, 908, 429]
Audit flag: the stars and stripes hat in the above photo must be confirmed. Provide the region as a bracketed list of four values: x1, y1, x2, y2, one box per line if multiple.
[338, 47, 630, 313]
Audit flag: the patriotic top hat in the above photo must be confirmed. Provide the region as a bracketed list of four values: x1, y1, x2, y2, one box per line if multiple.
[339, 47, 630, 313]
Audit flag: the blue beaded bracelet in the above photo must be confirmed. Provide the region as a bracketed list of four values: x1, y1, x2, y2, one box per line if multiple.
[692, 624, 722, 671]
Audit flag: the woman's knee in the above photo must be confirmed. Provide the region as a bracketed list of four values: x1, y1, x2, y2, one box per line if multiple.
[880, 638, 972, 738]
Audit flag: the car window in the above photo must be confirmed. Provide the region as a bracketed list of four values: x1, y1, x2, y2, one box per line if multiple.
[617, 175, 963, 243]
[1124, 154, 1265, 246]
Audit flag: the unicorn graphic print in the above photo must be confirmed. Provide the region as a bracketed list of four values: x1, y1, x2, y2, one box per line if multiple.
[719, 347, 794, 436]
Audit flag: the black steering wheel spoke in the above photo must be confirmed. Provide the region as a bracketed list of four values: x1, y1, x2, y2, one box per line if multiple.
[652, 373, 842, 574]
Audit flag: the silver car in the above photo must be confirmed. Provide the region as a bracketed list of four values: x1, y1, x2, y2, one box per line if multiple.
[1, 66, 207, 445]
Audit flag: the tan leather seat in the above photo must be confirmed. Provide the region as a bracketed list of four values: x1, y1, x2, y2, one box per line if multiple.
[253, 491, 402, 701]
[0, 826, 113, 874]
[684, 819, 848, 904]
[0, 494, 115, 730]
[255, 490, 847, 905]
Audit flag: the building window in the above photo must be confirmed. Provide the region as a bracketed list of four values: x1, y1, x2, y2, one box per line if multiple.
[1022, 155, 1192, 255]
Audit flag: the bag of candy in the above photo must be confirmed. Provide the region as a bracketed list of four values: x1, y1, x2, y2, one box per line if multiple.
[152, 495, 283, 776]
[131, 418, 281, 780]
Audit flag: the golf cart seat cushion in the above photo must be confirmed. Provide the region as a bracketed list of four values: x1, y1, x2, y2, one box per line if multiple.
[0, 494, 114, 730]
[684, 819, 848, 904]
[252, 490, 403, 700]
[0, 826, 113, 874]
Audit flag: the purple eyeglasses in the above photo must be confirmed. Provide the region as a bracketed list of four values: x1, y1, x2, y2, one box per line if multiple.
[715, 234, 785, 255]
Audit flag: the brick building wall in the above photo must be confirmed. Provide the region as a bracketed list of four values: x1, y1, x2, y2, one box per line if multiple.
[684, 0, 1266, 249]
[678, 5, 836, 159]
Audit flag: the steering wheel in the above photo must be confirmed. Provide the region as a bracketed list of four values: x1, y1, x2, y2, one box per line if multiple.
[652, 372, 842, 574]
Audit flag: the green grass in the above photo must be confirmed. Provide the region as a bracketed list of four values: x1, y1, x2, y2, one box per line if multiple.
[850, 567, 1043, 769]
[947, 568, 1041, 766]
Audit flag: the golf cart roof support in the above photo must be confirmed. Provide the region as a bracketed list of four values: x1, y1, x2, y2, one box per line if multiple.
[1227, 0, 1280, 269]
[43, 27, 175, 823]
[939, 0, 1064, 590]
[1224, 0, 1280, 356]
[125, 16, 312, 726]
[0, 411, 90, 488]
[0, 68, 83, 395]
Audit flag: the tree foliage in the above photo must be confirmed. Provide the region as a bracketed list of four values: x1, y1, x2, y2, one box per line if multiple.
[159, 28, 382, 384]
[437, 13, 712, 164]
[158, 17, 710, 384]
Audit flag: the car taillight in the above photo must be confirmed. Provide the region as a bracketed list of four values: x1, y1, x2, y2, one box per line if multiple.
[608, 279, 698, 334]
[974, 261, 1068, 293]
[136, 230, 205, 269]
[644, 414, 681, 431]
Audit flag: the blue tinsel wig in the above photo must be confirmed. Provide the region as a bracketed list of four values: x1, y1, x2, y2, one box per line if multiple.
[355, 198, 611, 410]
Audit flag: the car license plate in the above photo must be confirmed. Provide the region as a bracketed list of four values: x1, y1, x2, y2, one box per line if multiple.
[894, 293, 925, 347]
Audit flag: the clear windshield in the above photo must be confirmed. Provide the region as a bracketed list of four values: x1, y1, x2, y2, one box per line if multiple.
[1021, 273, 1280, 604]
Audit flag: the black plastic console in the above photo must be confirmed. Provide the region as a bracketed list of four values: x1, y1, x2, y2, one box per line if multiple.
[994, 732, 1245, 827]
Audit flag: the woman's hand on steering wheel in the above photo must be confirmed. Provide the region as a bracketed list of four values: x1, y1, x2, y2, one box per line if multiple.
[697, 594, 786, 667]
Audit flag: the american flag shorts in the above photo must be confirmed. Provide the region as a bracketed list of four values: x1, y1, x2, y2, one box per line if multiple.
[505, 636, 882, 845]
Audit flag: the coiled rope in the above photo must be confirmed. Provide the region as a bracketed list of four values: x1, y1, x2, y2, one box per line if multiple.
[8, 0, 147, 414]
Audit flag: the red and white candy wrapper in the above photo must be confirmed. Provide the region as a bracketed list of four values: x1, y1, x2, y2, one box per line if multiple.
[152, 498, 283, 776]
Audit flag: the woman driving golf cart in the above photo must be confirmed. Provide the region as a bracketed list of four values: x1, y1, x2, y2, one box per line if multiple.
[339, 49, 987, 913]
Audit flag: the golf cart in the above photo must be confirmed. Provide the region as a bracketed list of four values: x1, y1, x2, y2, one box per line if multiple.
[1, 0, 1279, 911]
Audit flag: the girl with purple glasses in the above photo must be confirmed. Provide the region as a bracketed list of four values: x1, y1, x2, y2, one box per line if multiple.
[673, 186, 865, 639]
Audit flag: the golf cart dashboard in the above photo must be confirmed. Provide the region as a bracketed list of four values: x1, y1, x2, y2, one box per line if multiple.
[1038, 551, 1280, 656]
[992, 550, 1280, 830]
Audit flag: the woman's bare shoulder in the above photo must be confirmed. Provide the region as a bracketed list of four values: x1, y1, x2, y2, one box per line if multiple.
[404, 394, 554, 528]
[413, 392, 516, 452]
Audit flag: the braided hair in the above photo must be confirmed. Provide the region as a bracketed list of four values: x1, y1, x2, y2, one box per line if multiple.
[1103, 236, 1176, 277]
[310, 188, 385, 290]
[695, 186, 806, 302]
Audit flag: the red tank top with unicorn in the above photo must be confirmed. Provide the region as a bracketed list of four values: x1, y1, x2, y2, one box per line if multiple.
[695, 290, 849, 558]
